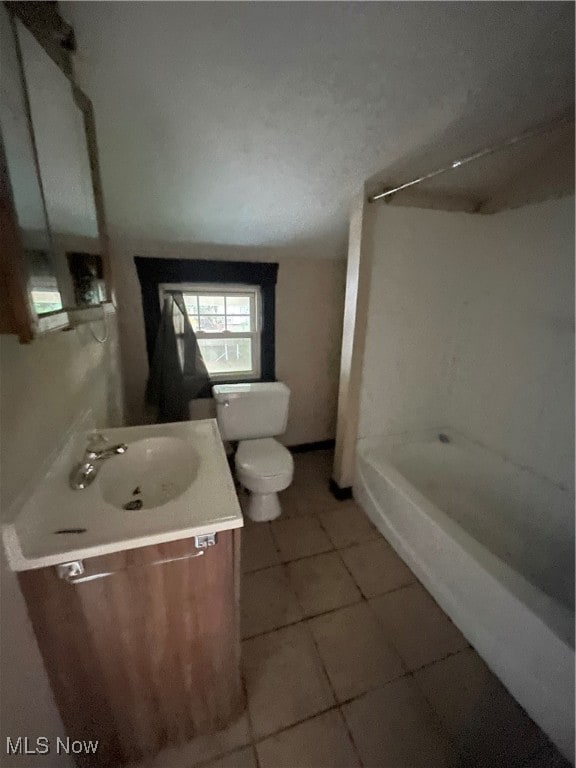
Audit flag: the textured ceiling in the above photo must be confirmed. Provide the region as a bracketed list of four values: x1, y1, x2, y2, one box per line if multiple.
[66, 2, 575, 258]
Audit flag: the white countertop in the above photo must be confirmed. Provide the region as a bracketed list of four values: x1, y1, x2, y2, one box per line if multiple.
[2, 419, 243, 572]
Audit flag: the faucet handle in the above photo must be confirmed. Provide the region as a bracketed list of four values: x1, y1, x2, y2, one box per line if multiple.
[84, 432, 108, 460]
[87, 431, 108, 447]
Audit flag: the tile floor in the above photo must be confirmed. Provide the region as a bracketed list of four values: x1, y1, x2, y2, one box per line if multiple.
[140, 451, 570, 768]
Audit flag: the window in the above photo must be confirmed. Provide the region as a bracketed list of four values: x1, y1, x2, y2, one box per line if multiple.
[162, 283, 261, 381]
[136, 257, 277, 383]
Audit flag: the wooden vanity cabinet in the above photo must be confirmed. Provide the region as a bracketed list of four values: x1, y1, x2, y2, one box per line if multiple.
[17, 530, 244, 768]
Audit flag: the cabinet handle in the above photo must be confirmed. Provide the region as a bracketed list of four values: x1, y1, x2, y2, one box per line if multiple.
[61, 550, 205, 585]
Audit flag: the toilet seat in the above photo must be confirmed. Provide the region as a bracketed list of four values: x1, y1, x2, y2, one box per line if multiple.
[235, 438, 293, 493]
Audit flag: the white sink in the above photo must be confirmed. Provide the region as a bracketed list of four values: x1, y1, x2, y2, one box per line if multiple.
[98, 436, 200, 510]
[2, 418, 243, 572]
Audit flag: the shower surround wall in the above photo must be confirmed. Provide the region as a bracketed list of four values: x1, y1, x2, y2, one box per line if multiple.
[358, 196, 575, 492]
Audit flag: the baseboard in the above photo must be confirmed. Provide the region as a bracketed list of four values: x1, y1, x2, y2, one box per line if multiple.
[329, 479, 353, 501]
[289, 439, 336, 454]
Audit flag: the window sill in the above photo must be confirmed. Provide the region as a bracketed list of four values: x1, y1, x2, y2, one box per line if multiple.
[67, 301, 116, 328]
[35, 310, 70, 335]
[19, 303, 116, 341]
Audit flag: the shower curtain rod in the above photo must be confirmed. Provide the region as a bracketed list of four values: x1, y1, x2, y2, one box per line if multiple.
[368, 117, 572, 203]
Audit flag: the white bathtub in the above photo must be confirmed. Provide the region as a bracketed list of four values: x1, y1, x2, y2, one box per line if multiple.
[355, 429, 575, 762]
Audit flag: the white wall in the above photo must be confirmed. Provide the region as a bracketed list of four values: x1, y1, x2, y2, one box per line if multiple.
[111, 238, 346, 446]
[358, 204, 469, 439]
[0, 319, 123, 767]
[275, 254, 346, 444]
[447, 198, 574, 490]
[359, 196, 574, 491]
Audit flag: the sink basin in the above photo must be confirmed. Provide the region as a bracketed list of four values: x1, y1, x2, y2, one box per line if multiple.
[2, 418, 243, 572]
[98, 436, 199, 510]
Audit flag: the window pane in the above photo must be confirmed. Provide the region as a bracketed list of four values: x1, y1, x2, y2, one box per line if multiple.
[189, 315, 199, 331]
[31, 289, 63, 314]
[184, 295, 198, 314]
[199, 315, 225, 333]
[225, 295, 251, 315]
[198, 295, 225, 315]
[226, 315, 252, 332]
[198, 337, 253, 374]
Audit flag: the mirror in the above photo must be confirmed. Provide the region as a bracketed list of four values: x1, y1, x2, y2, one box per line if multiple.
[0, 5, 105, 319]
[0, 4, 63, 315]
[16, 20, 103, 309]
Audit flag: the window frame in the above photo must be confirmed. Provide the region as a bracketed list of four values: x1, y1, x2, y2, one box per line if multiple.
[159, 282, 262, 382]
[135, 257, 278, 389]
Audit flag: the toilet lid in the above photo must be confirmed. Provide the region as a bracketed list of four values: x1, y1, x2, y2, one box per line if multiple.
[236, 439, 294, 478]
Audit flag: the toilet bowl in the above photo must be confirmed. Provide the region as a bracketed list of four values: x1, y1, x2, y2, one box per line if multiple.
[235, 438, 294, 521]
[212, 382, 293, 522]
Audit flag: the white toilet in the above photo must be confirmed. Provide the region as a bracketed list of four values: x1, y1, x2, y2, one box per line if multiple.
[212, 382, 294, 522]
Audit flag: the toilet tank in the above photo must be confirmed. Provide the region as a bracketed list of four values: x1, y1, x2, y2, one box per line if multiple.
[212, 382, 290, 441]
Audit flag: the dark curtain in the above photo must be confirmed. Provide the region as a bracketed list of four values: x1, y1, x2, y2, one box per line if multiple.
[145, 291, 211, 423]
[134, 257, 278, 381]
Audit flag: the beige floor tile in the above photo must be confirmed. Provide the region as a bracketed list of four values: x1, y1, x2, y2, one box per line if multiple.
[308, 602, 405, 702]
[341, 539, 416, 598]
[147, 711, 251, 767]
[295, 487, 342, 515]
[271, 516, 333, 562]
[243, 624, 335, 739]
[290, 478, 341, 515]
[342, 677, 459, 768]
[319, 501, 380, 548]
[286, 551, 361, 617]
[291, 452, 342, 514]
[293, 450, 334, 483]
[414, 648, 548, 767]
[241, 566, 302, 638]
[201, 745, 258, 768]
[256, 709, 361, 768]
[278, 484, 308, 517]
[286, 552, 362, 616]
[369, 583, 468, 670]
[241, 524, 280, 573]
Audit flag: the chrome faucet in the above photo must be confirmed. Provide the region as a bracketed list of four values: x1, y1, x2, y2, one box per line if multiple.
[70, 436, 128, 490]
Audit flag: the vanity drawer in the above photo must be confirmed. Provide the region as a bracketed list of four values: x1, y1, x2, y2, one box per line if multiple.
[51, 534, 218, 584]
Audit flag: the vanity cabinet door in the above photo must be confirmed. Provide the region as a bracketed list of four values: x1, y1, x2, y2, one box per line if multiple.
[17, 530, 243, 768]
